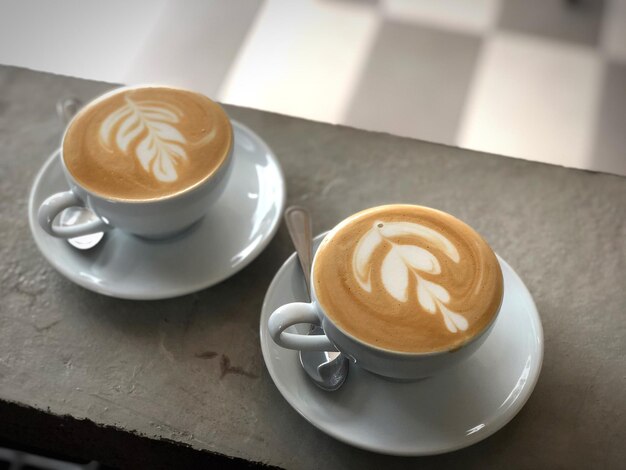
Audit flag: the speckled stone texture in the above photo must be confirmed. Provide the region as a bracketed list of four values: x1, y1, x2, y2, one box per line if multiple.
[0, 65, 625, 469]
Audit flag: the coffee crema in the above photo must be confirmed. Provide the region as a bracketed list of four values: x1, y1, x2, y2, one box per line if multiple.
[313, 205, 503, 353]
[63, 86, 232, 201]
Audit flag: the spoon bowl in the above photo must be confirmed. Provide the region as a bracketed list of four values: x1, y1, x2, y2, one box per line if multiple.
[299, 326, 349, 391]
[54, 206, 105, 250]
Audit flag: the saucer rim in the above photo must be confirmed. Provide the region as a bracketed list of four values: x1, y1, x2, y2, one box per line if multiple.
[28, 120, 286, 300]
[260, 233, 544, 456]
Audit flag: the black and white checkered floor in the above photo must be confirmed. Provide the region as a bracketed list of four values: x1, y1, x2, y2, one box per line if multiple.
[213, 0, 626, 175]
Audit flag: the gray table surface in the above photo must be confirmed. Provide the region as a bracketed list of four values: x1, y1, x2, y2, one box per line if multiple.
[1, 65, 625, 469]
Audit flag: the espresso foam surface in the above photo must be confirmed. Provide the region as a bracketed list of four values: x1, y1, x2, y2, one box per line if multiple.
[63, 87, 232, 200]
[314, 205, 503, 353]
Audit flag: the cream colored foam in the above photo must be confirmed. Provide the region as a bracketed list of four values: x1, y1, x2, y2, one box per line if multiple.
[314, 205, 503, 353]
[63, 86, 232, 201]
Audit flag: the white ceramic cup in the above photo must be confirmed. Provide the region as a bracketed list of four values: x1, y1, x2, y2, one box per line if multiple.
[268, 236, 502, 381]
[37, 86, 234, 240]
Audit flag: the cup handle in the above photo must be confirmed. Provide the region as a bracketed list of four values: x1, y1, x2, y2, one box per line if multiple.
[268, 302, 336, 351]
[37, 190, 111, 238]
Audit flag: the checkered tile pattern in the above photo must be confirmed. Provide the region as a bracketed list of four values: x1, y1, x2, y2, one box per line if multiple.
[220, 0, 626, 175]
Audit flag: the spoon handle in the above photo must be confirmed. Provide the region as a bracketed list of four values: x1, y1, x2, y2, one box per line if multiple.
[56, 97, 82, 126]
[284, 206, 313, 299]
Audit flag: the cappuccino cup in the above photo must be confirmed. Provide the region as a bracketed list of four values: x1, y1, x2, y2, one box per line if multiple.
[268, 205, 504, 380]
[38, 85, 234, 239]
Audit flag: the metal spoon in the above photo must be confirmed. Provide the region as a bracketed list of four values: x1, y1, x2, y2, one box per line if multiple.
[55, 97, 104, 250]
[284, 206, 348, 391]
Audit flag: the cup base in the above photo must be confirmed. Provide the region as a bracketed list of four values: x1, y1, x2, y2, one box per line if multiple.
[364, 370, 429, 383]
[131, 217, 204, 242]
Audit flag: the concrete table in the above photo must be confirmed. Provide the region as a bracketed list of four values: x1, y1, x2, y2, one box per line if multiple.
[1, 65, 624, 469]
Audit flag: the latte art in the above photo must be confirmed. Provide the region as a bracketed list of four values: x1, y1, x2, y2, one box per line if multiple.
[100, 97, 194, 183]
[63, 86, 232, 201]
[314, 205, 503, 353]
[353, 221, 468, 333]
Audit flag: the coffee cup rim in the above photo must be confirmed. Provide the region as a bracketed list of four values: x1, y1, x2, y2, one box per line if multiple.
[311, 205, 505, 357]
[60, 84, 234, 204]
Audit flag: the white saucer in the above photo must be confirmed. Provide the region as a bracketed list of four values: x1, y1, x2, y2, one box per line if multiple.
[28, 120, 286, 300]
[260, 233, 543, 456]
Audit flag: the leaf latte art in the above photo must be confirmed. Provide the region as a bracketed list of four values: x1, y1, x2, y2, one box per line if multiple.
[314, 205, 504, 353]
[353, 221, 468, 333]
[63, 87, 232, 200]
[99, 97, 193, 183]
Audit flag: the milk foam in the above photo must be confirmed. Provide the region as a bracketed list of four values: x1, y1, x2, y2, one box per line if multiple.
[353, 221, 468, 333]
[99, 97, 190, 182]
[63, 87, 231, 201]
